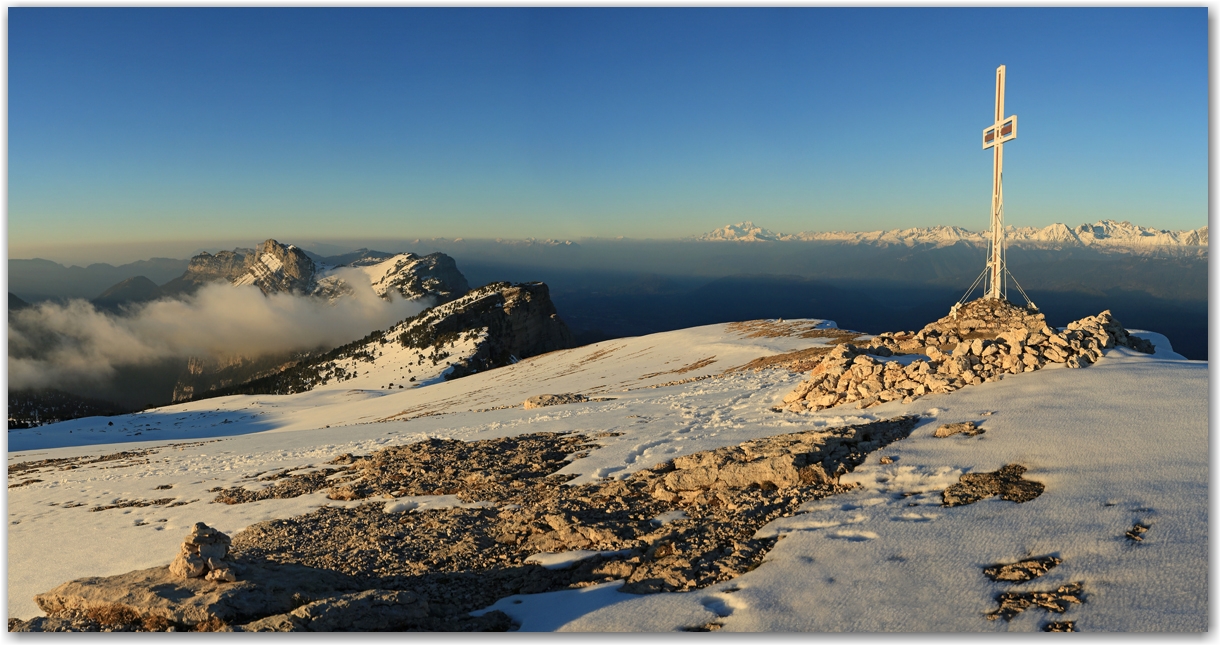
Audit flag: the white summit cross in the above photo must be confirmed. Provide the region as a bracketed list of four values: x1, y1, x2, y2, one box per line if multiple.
[960, 64, 1034, 309]
[982, 64, 1016, 300]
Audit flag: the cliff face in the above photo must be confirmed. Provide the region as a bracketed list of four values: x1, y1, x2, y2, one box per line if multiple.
[171, 354, 303, 403]
[232, 240, 317, 295]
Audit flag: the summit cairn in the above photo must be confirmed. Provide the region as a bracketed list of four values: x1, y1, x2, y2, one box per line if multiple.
[169, 523, 236, 583]
[780, 303, 1154, 413]
[776, 65, 1153, 414]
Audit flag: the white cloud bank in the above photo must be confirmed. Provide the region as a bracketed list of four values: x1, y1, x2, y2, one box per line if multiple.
[9, 270, 430, 391]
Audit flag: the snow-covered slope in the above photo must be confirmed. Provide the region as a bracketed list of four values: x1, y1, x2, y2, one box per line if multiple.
[696, 220, 1209, 254]
[179, 281, 575, 400]
[6, 319, 1205, 631]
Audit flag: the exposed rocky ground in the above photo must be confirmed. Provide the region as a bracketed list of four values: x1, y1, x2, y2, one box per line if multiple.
[987, 582, 1085, 622]
[780, 299, 1155, 413]
[942, 464, 1045, 507]
[14, 416, 922, 632]
[983, 556, 1062, 583]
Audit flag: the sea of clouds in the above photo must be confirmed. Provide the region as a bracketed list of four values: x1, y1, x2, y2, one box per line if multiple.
[8, 269, 430, 391]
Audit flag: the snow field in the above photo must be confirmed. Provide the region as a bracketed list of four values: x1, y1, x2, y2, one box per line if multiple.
[5, 323, 1206, 631]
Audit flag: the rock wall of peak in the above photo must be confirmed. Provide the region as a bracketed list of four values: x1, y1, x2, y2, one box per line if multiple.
[233, 240, 318, 295]
[186, 249, 252, 282]
[159, 249, 251, 297]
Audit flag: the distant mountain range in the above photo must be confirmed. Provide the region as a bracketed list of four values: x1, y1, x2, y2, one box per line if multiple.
[695, 219, 1208, 252]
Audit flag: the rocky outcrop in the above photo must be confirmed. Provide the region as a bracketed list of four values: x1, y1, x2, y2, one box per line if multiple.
[31, 558, 361, 630]
[648, 416, 919, 504]
[781, 301, 1155, 413]
[524, 393, 588, 409]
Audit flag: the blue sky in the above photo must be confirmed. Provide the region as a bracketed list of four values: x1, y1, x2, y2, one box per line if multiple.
[8, 7, 1208, 256]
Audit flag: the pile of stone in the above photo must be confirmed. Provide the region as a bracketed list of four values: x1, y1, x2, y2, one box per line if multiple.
[169, 523, 236, 583]
[781, 302, 1154, 413]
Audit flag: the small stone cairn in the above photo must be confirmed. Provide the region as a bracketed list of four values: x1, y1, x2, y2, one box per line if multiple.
[781, 300, 1155, 413]
[168, 522, 236, 583]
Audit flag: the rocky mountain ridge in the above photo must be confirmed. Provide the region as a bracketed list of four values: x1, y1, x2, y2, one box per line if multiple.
[187, 281, 574, 400]
[160, 239, 469, 303]
[697, 220, 1208, 252]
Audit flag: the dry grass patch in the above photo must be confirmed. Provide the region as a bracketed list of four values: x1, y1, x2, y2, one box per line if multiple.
[640, 356, 717, 380]
[727, 320, 863, 342]
[191, 617, 230, 632]
[84, 603, 140, 627]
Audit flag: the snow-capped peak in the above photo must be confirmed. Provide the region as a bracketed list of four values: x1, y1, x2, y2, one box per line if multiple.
[694, 220, 1208, 253]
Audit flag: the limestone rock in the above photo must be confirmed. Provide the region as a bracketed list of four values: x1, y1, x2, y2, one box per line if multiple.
[169, 552, 206, 580]
[934, 421, 984, 438]
[34, 560, 360, 628]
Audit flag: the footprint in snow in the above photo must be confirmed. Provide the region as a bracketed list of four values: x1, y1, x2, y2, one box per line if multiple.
[894, 511, 939, 522]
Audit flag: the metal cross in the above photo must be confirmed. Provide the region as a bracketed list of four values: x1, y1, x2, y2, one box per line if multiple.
[982, 65, 1017, 300]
